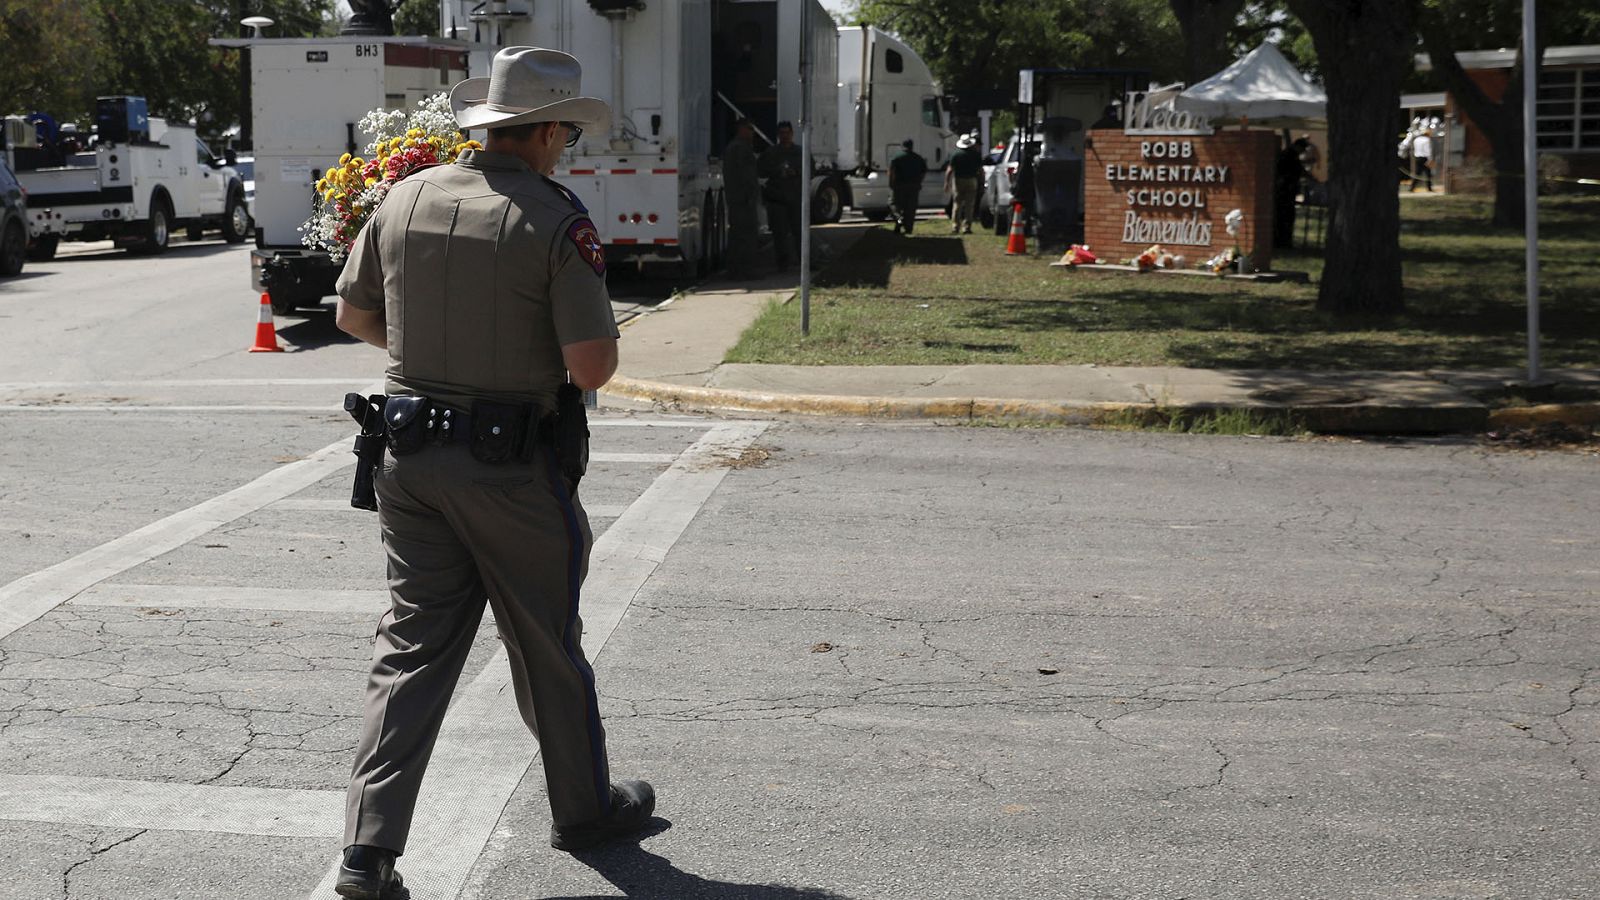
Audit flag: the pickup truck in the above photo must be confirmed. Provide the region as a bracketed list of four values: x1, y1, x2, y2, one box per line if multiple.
[9, 112, 249, 259]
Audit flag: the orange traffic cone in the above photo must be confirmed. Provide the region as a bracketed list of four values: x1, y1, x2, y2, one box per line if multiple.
[248, 292, 284, 352]
[1004, 202, 1028, 256]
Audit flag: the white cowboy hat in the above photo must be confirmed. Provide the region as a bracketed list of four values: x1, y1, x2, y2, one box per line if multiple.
[450, 47, 610, 132]
[956, 134, 976, 149]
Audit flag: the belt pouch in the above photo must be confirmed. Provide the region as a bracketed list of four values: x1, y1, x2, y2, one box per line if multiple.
[383, 395, 429, 455]
[469, 400, 526, 464]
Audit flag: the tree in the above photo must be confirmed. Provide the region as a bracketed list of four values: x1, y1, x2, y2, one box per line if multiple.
[853, 0, 1185, 97]
[393, 0, 436, 36]
[1228, 1, 1317, 78]
[1284, 0, 1417, 315]
[0, 0, 109, 121]
[1415, 0, 1600, 229]
[1168, 0, 1249, 83]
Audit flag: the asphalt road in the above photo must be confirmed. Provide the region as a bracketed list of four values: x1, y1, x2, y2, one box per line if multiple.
[0, 241, 1597, 899]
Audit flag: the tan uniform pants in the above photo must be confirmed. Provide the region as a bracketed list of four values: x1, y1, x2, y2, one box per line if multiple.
[344, 443, 610, 853]
[952, 177, 979, 232]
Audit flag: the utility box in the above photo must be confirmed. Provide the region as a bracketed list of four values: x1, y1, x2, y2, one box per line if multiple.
[95, 96, 150, 144]
[1034, 116, 1083, 251]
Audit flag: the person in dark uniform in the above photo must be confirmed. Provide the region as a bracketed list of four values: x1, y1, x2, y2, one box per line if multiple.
[332, 47, 651, 899]
[722, 118, 762, 277]
[758, 121, 804, 270]
[888, 138, 927, 235]
[1274, 135, 1307, 249]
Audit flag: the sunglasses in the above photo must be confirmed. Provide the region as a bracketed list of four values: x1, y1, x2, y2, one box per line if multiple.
[559, 122, 583, 147]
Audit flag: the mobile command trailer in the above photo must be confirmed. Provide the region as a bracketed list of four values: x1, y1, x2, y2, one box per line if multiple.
[836, 25, 953, 219]
[4, 101, 248, 259]
[210, 35, 469, 314]
[440, 0, 841, 274]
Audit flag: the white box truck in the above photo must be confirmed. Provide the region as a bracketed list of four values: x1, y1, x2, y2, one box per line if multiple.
[210, 35, 470, 313]
[836, 25, 954, 220]
[439, 0, 844, 274]
[4, 101, 249, 259]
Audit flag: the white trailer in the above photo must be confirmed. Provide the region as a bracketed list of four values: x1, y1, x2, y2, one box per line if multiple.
[440, 0, 844, 272]
[6, 112, 248, 259]
[210, 35, 470, 313]
[836, 25, 954, 219]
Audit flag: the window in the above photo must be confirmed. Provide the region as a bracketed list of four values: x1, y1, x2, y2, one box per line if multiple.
[921, 97, 940, 128]
[195, 139, 213, 165]
[884, 49, 903, 74]
[1536, 67, 1600, 151]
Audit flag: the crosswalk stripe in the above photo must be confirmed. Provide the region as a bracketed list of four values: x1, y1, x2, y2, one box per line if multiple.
[70, 584, 389, 614]
[0, 774, 341, 839]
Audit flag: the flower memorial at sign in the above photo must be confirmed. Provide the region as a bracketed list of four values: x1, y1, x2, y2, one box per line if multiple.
[1202, 209, 1245, 274]
[299, 93, 482, 262]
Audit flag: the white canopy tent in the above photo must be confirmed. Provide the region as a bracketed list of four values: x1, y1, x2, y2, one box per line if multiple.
[1174, 43, 1326, 123]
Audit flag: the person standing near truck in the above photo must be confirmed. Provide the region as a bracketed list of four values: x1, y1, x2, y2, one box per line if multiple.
[758, 121, 804, 270]
[888, 138, 927, 235]
[944, 134, 982, 234]
[330, 47, 653, 899]
[722, 118, 762, 278]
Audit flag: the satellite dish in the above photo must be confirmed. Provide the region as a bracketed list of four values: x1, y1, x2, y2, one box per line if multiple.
[241, 16, 274, 37]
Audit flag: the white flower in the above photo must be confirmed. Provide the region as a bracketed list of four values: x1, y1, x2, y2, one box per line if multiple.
[1224, 208, 1243, 237]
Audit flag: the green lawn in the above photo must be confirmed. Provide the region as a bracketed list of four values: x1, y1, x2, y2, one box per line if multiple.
[726, 194, 1600, 370]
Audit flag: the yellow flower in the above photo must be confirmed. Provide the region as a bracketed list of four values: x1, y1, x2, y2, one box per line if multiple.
[407, 128, 421, 138]
[339, 153, 352, 166]
[364, 176, 377, 187]
[325, 166, 338, 179]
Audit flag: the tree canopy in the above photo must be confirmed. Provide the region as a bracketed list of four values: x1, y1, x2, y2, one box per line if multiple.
[0, 0, 334, 139]
[849, 0, 1186, 96]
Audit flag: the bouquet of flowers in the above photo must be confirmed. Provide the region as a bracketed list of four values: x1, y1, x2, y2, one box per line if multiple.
[300, 93, 482, 262]
[1203, 246, 1241, 273]
[1058, 243, 1099, 266]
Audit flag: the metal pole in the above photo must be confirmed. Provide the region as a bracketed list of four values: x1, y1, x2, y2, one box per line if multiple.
[799, 0, 812, 337]
[1522, 0, 1541, 383]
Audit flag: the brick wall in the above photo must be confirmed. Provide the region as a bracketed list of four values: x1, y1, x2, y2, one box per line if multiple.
[1083, 129, 1279, 271]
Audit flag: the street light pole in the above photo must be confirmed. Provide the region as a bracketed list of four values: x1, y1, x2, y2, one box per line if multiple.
[798, 0, 812, 336]
[1522, 0, 1541, 383]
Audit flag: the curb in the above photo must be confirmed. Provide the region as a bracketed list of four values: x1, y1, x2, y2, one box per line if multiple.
[602, 376, 1532, 434]
[1487, 402, 1600, 429]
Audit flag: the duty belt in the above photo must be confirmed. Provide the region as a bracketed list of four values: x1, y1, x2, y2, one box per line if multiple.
[384, 394, 552, 464]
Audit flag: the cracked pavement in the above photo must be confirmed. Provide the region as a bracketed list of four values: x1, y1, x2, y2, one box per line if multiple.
[4, 245, 1599, 897]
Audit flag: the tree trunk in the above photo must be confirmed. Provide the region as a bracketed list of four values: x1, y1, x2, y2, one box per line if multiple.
[1287, 0, 1415, 315]
[1416, 12, 1536, 230]
[1487, 128, 1526, 229]
[1169, 0, 1249, 84]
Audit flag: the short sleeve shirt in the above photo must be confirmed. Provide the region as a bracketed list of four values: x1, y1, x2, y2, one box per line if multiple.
[948, 147, 983, 179]
[889, 150, 927, 187]
[336, 149, 618, 411]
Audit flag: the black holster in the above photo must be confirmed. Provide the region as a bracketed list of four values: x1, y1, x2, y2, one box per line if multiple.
[343, 393, 388, 511]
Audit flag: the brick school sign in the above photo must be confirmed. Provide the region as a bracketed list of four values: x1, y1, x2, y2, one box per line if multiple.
[1083, 129, 1277, 270]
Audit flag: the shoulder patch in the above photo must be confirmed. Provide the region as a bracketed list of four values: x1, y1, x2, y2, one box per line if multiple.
[567, 218, 606, 276]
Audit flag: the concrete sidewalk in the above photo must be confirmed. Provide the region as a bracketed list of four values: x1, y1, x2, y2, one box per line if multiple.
[603, 276, 1600, 433]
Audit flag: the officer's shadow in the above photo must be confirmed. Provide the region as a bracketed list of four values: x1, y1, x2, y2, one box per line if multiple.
[545, 818, 855, 899]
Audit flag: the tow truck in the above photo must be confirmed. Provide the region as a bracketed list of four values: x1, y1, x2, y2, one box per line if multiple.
[2, 97, 249, 259]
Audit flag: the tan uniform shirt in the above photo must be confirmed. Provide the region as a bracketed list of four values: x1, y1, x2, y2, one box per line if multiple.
[337, 148, 618, 412]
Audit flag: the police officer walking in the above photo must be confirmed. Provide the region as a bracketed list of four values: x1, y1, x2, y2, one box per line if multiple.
[722, 118, 762, 278]
[331, 47, 651, 899]
[758, 121, 804, 270]
[888, 138, 927, 235]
